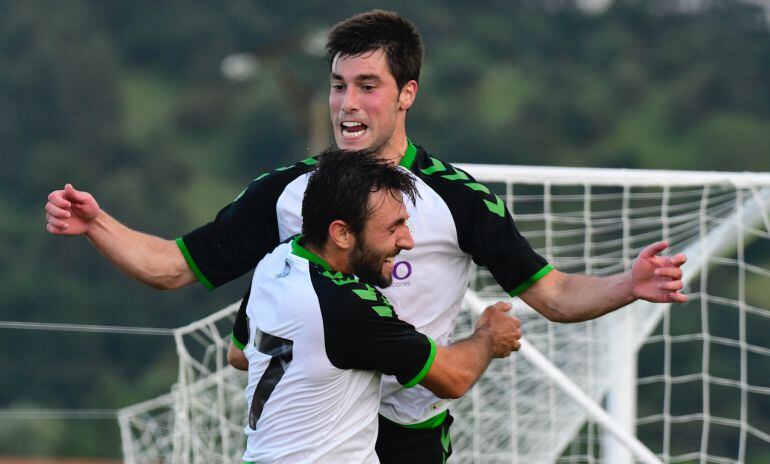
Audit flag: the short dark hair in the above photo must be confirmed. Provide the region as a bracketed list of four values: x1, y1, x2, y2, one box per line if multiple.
[325, 10, 424, 90]
[301, 148, 418, 249]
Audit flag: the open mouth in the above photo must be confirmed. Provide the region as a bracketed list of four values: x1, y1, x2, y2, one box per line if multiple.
[382, 255, 397, 272]
[341, 121, 368, 139]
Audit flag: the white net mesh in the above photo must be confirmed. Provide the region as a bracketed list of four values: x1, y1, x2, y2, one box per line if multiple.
[118, 391, 176, 463]
[449, 166, 770, 464]
[119, 166, 770, 464]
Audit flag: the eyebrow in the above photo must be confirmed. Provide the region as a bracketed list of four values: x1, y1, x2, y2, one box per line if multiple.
[330, 73, 384, 84]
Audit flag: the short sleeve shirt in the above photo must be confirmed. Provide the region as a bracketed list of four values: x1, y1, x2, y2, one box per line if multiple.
[241, 239, 434, 463]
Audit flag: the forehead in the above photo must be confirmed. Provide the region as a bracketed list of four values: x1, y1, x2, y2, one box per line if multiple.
[331, 48, 394, 81]
[366, 188, 406, 227]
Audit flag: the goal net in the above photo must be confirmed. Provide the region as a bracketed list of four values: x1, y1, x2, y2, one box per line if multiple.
[119, 165, 770, 464]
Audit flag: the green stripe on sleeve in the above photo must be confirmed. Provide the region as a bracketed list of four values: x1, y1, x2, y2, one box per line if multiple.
[175, 237, 215, 291]
[507, 264, 554, 297]
[404, 337, 437, 388]
[230, 332, 246, 351]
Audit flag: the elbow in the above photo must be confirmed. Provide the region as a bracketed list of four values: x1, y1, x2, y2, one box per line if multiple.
[227, 348, 248, 371]
[541, 307, 572, 323]
[143, 263, 192, 290]
[145, 246, 195, 290]
[149, 277, 184, 291]
[540, 305, 591, 323]
[147, 279, 174, 291]
[532, 300, 578, 323]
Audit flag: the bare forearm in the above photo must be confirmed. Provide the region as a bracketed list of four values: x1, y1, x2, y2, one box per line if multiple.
[421, 329, 494, 398]
[523, 271, 635, 323]
[85, 211, 196, 290]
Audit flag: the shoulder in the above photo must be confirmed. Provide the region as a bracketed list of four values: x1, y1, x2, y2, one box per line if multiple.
[236, 156, 318, 205]
[410, 146, 506, 218]
[309, 267, 396, 321]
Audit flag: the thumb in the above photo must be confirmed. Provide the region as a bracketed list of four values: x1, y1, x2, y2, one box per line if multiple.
[639, 241, 668, 259]
[64, 183, 89, 203]
[491, 301, 512, 313]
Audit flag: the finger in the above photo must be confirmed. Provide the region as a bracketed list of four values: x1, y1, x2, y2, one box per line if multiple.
[669, 253, 687, 266]
[46, 223, 68, 234]
[45, 202, 71, 219]
[659, 281, 684, 291]
[510, 316, 521, 328]
[639, 241, 668, 259]
[511, 340, 521, 351]
[654, 267, 682, 279]
[46, 219, 69, 234]
[46, 213, 70, 230]
[47, 190, 71, 209]
[670, 292, 689, 303]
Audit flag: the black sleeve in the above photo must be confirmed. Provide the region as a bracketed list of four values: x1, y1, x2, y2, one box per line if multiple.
[415, 152, 552, 296]
[176, 159, 316, 290]
[310, 271, 435, 388]
[230, 284, 251, 350]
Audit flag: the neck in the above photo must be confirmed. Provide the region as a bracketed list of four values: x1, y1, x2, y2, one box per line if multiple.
[304, 241, 351, 274]
[377, 125, 409, 165]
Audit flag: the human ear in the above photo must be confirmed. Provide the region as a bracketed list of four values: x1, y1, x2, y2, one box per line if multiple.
[399, 80, 418, 111]
[328, 220, 352, 250]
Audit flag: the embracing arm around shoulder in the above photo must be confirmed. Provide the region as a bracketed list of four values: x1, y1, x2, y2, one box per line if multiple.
[519, 241, 688, 323]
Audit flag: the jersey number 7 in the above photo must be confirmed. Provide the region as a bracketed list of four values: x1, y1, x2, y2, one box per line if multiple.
[249, 331, 294, 430]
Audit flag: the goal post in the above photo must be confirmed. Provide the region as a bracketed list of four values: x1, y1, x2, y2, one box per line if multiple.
[118, 165, 770, 464]
[448, 164, 770, 463]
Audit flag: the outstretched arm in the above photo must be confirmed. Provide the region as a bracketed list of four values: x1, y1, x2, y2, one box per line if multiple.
[421, 302, 521, 399]
[46, 184, 195, 290]
[520, 241, 688, 323]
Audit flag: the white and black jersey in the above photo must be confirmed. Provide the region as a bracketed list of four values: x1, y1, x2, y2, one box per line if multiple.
[240, 238, 434, 463]
[180, 142, 553, 425]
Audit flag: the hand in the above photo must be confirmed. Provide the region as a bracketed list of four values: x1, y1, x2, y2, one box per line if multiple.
[45, 184, 101, 236]
[631, 241, 688, 303]
[475, 301, 522, 358]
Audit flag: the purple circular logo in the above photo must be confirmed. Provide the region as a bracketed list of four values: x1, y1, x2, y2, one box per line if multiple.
[392, 261, 412, 280]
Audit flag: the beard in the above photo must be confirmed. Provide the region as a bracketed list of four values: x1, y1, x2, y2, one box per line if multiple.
[349, 234, 393, 288]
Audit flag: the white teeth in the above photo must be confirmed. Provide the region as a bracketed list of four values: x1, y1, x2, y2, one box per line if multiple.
[344, 129, 365, 138]
[342, 121, 360, 127]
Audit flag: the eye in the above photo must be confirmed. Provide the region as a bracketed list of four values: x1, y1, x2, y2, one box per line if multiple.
[361, 84, 375, 92]
[331, 83, 344, 91]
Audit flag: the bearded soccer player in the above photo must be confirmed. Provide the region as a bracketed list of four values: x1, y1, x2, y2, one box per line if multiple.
[45, 10, 687, 463]
[237, 148, 521, 463]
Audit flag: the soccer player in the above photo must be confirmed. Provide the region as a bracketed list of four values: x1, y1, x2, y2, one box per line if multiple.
[237, 147, 520, 463]
[45, 10, 687, 463]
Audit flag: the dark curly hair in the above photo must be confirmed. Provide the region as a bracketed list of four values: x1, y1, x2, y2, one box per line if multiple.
[301, 148, 418, 248]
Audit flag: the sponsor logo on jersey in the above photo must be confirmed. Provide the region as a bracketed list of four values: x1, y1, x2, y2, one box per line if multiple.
[391, 261, 412, 287]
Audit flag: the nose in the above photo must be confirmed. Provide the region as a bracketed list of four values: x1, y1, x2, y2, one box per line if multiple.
[340, 87, 359, 114]
[397, 224, 414, 251]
